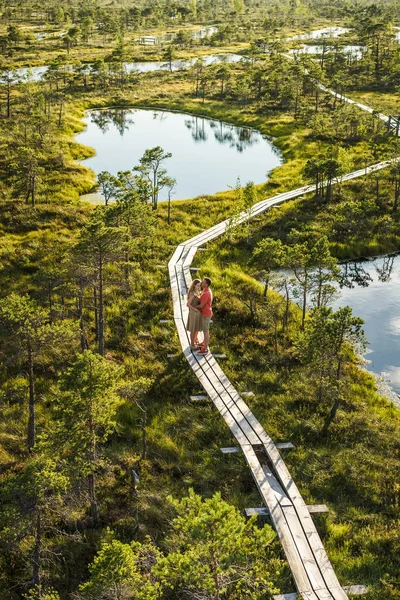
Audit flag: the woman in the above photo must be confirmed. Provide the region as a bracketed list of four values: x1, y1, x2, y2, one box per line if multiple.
[186, 279, 202, 349]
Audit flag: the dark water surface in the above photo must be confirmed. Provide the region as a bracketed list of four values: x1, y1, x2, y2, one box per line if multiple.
[76, 108, 282, 201]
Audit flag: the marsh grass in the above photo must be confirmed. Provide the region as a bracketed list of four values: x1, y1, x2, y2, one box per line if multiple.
[1, 36, 400, 600]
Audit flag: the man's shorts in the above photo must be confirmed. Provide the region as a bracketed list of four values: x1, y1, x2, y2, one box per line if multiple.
[202, 316, 212, 332]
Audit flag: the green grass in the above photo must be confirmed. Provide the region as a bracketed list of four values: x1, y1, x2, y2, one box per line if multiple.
[1, 20, 400, 598]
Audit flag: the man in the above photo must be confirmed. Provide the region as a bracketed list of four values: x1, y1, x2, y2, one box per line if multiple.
[196, 277, 213, 355]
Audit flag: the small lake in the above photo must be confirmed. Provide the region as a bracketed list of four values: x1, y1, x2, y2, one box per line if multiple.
[333, 254, 400, 400]
[13, 53, 243, 82]
[289, 26, 350, 41]
[76, 108, 282, 202]
[289, 44, 364, 59]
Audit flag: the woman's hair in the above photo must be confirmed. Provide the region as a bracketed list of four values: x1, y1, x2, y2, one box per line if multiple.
[187, 278, 201, 298]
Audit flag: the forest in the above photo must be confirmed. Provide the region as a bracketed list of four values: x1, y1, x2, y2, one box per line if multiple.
[0, 0, 400, 599]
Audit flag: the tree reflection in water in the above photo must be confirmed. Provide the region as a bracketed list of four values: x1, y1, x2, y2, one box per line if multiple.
[339, 261, 373, 289]
[339, 254, 399, 288]
[184, 117, 208, 142]
[184, 115, 259, 151]
[90, 109, 135, 136]
[375, 255, 395, 282]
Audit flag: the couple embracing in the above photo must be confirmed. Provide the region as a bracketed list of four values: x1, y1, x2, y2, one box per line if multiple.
[186, 278, 213, 355]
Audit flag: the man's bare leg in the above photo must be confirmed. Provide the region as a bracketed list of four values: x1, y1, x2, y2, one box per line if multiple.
[203, 330, 209, 351]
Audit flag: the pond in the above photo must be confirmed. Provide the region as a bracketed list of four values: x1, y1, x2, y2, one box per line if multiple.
[289, 26, 350, 41]
[76, 108, 282, 202]
[124, 53, 244, 74]
[333, 254, 400, 401]
[289, 44, 365, 59]
[13, 53, 243, 82]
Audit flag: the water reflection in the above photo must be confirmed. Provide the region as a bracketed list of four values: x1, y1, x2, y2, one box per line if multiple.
[183, 115, 259, 151]
[77, 107, 282, 202]
[339, 260, 373, 288]
[375, 255, 395, 282]
[90, 109, 135, 135]
[289, 44, 365, 59]
[333, 253, 400, 396]
[289, 26, 350, 41]
[11, 53, 243, 82]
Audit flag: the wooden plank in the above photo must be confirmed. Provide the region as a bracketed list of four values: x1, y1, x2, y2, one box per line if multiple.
[328, 589, 350, 600]
[282, 504, 329, 592]
[191, 357, 262, 445]
[273, 594, 297, 600]
[212, 353, 227, 359]
[241, 391, 255, 398]
[343, 586, 368, 596]
[187, 356, 258, 447]
[159, 319, 172, 324]
[277, 442, 295, 450]
[301, 591, 330, 600]
[206, 361, 271, 445]
[190, 395, 208, 402]
[244, 505, 330, 517]
[263, 466, 292, 507]
[312, 588, 336, 599]
[241, 445, 313, 595]
[168, 244, 185, 266]
[307, 505, 329, 514]
[244, 507, 269, 517]
[220, 447, 240, 454]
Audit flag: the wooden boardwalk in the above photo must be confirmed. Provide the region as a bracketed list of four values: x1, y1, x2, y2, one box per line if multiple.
[286, 53, 399, 134]
[168, 160, 395, 598]
[168, 159, 396, 598]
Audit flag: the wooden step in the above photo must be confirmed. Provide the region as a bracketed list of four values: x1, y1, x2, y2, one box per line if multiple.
[190, 395, 208, 402]
[276, 442, 295, 450]
[244, 507, 269, 518]
[241, 391, 255, 398]
[245, 504, 329, 517]
[307, 504, 329, 514]
[343, 585, 368, 595]
[273, 585, 368, 599]
[221, 442, 294, 454]
[220, 447, 240, 454]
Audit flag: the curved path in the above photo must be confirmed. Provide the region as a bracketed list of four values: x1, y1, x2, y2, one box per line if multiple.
[169, 81, 399, 596]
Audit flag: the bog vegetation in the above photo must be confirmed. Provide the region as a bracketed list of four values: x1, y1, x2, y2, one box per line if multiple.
[1, 0, 400, 599]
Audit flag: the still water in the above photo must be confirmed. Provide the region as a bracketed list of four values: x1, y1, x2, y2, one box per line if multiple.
[289, 45, 364, 59]
[333, 254, 400, 397]
[76, 108, 282, 201]
[289, 26, 350, 41]
[14, 53, 243, 81]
